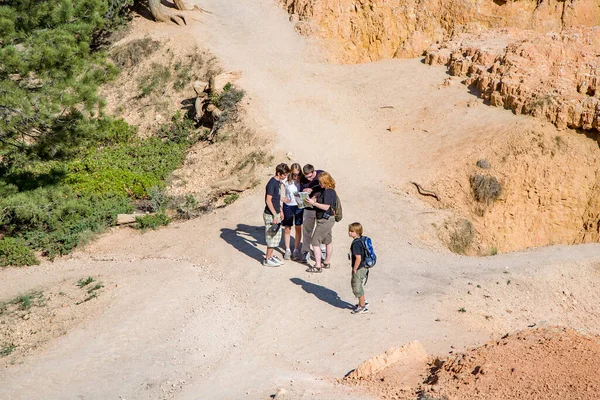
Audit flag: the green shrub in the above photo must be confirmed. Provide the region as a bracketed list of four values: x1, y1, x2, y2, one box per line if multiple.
[224, 193, 239, 205]
[0, 344, 16, 357]
[0, 237, 39, 267]
[0, 186, 132, 259]
[135, 213, 170, 231]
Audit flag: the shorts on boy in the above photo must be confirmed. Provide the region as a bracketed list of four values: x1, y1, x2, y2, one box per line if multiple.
[282, 204, 304, 227]
[351, 267, 368, 298]
[264, 212, 283, 248]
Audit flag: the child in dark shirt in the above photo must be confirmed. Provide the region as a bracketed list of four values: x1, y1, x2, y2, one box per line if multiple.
[348, 222, 369, 314]
[263, 163, 290, 266]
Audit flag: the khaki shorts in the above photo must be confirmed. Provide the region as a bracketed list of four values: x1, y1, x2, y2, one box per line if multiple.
[351, 268, 368, 298]
[310, 218, 335, 246]
[264, 212, 282, 248]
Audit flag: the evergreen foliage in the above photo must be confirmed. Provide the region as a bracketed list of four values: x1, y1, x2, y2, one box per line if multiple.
[0, 1, 199, 265]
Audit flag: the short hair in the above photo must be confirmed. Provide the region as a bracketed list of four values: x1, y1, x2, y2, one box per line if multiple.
[317, 171, 335, 189]
[276, 163, 290, 176]
[348, 222, 363, 237]
[303, 164, 314, 175]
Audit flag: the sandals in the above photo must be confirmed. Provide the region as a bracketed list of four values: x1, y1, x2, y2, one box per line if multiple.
[322, 263, 331, 269]
[305, 266, 322, 273]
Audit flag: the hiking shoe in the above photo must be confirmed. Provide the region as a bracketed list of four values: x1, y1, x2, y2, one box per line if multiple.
[273, 256, 284, 265]
[283, 249, 292, 260]
[292, 249, 301, 260]
[263, 257, 280, 267]
[352, 305, 369, 314]
[300, 252, 310, 264]
[353, 302, 370, 311]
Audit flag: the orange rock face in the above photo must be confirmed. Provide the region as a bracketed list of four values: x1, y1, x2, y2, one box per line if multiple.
[425, 27, 600, 132]
[279, 0, 600, 63]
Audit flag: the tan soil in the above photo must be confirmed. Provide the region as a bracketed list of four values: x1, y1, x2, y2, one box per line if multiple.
[0, 277, 111, 367]
[0, 1, 600, 399]
[348, 327, 600, 400]
[101, 26, 273, 205]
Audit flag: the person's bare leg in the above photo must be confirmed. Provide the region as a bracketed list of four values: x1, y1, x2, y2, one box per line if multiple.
[324, 243, 333, 264]
[294, 225, 302, 252]
[312, 244, 322, 269]
[358, 294, 366, 308]
[266, 247, 274, 260]
[284, 226, 291, 251]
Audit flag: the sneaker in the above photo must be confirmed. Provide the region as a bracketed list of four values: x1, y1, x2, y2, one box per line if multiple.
[352, 305, 369, 314]
[272, 256, 284, 265]
[292, 249, 301, 260]
[300, 252, 310, 264]
[263, 257, 280, 267]
[283, 249, 292, 260]
[353, 302, 370, 311]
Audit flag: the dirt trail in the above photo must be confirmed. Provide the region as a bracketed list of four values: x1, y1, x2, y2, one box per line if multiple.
[1, 0, 600, 399]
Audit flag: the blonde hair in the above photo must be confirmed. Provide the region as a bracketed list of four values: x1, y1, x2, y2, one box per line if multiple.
[317, 171, 336, 189]
[287, 163, 302, 183]
[348, 222, 363, 237]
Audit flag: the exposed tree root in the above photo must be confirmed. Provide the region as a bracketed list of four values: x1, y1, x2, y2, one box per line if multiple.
[411, 181, 440, 201]
[148, 0, 187, 25]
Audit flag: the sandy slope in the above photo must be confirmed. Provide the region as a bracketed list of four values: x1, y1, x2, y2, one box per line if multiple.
[1, 0, 600, 399]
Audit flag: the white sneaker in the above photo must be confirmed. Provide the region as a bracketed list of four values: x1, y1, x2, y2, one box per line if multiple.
[283, 249, 292, 260]
[263, 257, 280, 267]
[272, 256, 284, 265]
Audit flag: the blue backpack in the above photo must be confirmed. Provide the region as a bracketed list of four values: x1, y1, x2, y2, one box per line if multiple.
[361, 236, 377, 268]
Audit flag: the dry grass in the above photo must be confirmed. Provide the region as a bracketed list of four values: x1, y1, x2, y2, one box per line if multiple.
[470, 174, 501, 204]
[110, 37, 161, 69]
[443, 218, 475, 255]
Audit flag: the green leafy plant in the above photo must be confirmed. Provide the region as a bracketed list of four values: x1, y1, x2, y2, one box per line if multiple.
[0, 344, 16, 357]
[135, 213, 170, 231]
[12, 291, 44, 310]
[148, 186, 169, 212]
[224, 193, 239, 205]
[77, 277, 95, 288]
[0, 237, 39, 267]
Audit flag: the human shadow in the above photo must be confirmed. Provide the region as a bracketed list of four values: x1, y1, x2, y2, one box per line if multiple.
[290, 278, 354, 310]
[221, 224, 283, 263]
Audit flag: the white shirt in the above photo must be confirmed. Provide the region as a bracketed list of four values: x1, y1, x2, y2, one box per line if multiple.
[283, 179, 300, 206]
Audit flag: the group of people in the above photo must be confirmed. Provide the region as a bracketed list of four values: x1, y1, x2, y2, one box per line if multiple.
[262, 163, 370, 314]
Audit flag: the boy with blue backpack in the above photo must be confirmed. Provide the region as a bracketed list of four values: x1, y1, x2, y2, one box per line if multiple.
[348, 222, 376, 314]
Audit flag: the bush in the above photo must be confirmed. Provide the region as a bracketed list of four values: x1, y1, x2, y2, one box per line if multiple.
[446, 218, 475, 255]
[471, 174, 502, 204]
[0, 186, 132, 258]
[0, 237, 40, 267]
[224, 193, 240, 205]
[135, 213, 171, 231]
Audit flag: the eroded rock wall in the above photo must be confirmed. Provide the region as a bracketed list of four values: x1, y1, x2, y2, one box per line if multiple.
[425, 28, 600, 132]
[279, 0, 600, 63]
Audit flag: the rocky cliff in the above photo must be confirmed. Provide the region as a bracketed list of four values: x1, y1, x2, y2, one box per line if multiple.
[279, 0, 600, 63]
[425, 27, 600, 132]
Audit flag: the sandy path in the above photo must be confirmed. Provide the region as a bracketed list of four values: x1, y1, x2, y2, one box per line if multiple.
[1, 0, 600, 399]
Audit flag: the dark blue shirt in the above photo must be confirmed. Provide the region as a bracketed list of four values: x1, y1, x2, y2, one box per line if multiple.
[264, 177, 281, 215]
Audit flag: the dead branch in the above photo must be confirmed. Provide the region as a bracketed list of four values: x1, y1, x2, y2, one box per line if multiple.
[411, 181, 440, 201]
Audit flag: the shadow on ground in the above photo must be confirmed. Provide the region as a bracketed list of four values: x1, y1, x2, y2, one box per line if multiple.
[220, 224, 267, 262]
[290, 278, 353, 310]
